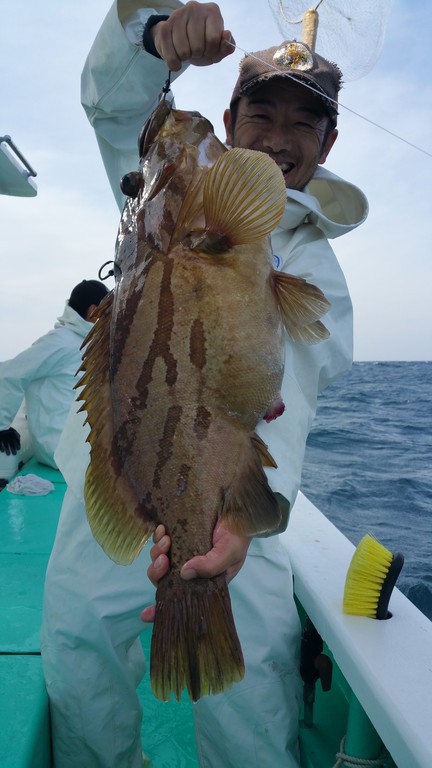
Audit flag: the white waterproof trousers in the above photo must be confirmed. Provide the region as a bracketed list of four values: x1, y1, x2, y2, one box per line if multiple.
[41, 486, 302, 768]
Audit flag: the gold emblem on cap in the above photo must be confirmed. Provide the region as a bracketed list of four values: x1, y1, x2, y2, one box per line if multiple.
[273, 42, 313, 71]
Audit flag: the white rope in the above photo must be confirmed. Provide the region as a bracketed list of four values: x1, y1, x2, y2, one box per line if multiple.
[227, 42, 432, 159]
[331, 736, 390, 768]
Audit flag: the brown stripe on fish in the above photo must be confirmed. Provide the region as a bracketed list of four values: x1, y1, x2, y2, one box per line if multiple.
[153, 404, 183, 489]
[140, 490, 159, 523]
[189, 318, 207, 370]
[176, 463, 191, 496]
[194, 404, 211, 440]
[113, 414, 141, 468]
[111, 256, 179, 470]
[110, 251, 152, 378]
[135, 256, 178, 407]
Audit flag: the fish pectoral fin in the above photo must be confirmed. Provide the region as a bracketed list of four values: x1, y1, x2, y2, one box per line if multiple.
[202, 147, 286, 245]
[288, 319, 330, 344]
[272, 271, 331, 344]
[219, 432, 281, 536]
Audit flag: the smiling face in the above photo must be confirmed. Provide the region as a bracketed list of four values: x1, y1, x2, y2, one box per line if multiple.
[224, 79, 338, 191]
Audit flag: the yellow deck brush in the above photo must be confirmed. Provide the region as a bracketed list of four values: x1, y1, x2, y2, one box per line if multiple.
[343, 534, 404, 619]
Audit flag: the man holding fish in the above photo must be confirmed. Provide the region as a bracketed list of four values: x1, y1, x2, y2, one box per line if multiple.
[41, 2, 368, 766]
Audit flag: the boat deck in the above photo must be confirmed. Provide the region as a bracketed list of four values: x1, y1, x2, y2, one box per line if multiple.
[0, 460, 62, 767]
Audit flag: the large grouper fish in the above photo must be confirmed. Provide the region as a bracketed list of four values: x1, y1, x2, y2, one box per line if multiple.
[78, 98, 330, 702]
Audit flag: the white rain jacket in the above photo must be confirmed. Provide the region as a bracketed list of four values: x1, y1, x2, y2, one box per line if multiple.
[0, 304, 92, 468]
[41, 5, 368, 768]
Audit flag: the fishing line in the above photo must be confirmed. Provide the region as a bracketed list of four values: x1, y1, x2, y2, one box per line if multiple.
[276, 0, 325, 25]
[227, 41, 432, 159]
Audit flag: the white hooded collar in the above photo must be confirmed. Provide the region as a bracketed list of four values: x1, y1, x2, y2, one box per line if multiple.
[54, 303, 93, 339]
[278, 165, 368, 240]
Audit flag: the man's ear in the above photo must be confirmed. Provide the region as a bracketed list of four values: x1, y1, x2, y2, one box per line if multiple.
[223, 108, 233, 145]
[85, 304, 98, 322]
[319, 128, 338, 165]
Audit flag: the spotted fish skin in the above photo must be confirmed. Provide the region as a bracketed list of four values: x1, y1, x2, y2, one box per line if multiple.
[79, 101, 330, 702]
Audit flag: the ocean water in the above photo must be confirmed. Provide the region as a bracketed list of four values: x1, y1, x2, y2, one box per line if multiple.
[301, 361, 432, 620]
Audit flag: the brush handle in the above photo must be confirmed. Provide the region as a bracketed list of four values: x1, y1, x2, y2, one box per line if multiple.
[376, 552, 405, 620]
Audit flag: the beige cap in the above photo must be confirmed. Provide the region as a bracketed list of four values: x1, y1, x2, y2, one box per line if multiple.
[230, 41, 342, 126]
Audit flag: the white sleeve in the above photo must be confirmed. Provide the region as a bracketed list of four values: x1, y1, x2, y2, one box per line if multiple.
[81, 0, 184, 209]
[0, 336, 56, 430]
[258, 226, 353, 511]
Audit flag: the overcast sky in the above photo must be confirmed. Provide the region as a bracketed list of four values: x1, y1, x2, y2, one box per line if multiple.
[1, 0, 431, 361]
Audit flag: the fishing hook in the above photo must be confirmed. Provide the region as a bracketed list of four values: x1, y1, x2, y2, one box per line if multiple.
[98, 261, 116, 281]
[160, 71, 172, 100]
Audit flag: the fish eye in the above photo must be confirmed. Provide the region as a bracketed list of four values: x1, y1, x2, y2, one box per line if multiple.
[120, 172, 141, 199]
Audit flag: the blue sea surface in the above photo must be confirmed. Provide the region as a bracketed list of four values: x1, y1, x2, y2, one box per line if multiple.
[301, 361, 432, 620]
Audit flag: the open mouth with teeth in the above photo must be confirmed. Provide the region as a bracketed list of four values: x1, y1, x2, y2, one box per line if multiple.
[277, 162, 294, 181]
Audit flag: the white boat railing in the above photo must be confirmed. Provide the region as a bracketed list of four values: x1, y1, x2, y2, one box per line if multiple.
[0, 134, 37, 197]
[283, 492, 432, 768]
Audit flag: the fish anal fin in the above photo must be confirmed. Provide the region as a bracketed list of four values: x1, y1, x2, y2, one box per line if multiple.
[203, 147, 286, 246]
[272, 271, 331, 344]
[85, 460, 155, 566]
[219, 432, 281, 536]
[151, 573, 244, 702]
[251, 432, 278, 467]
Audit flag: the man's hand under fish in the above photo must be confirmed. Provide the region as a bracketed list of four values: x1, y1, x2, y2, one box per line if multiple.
[141, 525, 252, 623]
[151, 1, 235, 71]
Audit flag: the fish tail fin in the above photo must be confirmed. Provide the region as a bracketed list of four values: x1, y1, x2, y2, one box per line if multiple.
[219, 432, 281, 536]
[272, 271, 331, 344]
[151, 575, 244, 702]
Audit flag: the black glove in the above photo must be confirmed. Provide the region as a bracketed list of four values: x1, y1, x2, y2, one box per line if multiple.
[0, 427, 21, 455]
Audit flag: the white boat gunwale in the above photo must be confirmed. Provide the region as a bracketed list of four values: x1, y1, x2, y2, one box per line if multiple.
[284, 491, 432, 768]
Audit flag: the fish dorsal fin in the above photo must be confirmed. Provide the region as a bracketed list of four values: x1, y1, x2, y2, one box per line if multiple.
[219, 432, 281, 536]
[77, 290, 155, 565]
[272, 271, 331, 344]
[174, 171, 207, 241]
[203, 148, 286, 245]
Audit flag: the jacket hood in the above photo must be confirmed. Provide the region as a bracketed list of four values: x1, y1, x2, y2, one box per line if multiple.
[278, 165, 368, 239]
[54, 303, 93, 339]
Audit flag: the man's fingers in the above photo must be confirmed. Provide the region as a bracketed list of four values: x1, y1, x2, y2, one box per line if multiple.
[150, 533, 170, 561]
[180, 527, 251, 583]
[147, 551, 170, 587]
[153, 2, 234, 70]
[141, 604, 156, 623]
[153, 524, 166, 545]
[180, 550, 246, 582]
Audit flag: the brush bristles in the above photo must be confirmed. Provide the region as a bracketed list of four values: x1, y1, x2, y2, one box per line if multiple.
[343, 534, 394, 618]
